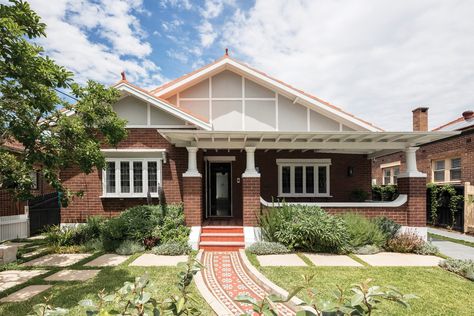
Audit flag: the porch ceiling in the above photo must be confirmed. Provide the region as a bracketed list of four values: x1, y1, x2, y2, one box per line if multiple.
[157, 130, 459, 157]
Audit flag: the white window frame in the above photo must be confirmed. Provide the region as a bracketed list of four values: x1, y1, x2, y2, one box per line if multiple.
[102, 158, 162, 198]
[432, 157, 461, 184]
[382, 166, 400, 185]
[277, 159, 331, 197]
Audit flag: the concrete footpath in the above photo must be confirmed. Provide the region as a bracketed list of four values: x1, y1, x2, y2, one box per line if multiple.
[428, 227, 474, 260]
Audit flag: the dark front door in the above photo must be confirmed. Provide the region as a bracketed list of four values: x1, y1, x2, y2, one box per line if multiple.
[206, 162, 232, 217]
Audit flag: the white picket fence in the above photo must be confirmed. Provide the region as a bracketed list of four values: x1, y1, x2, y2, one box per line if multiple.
[0, 214, 29, 242]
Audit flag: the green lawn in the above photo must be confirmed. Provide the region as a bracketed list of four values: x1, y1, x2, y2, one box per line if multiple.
[247, 252, 474, 316]
[0, 251, 214, 315]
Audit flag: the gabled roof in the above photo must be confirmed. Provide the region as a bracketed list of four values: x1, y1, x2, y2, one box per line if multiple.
[112, 80, 212, 130]
[433, 110, 474, 132]
[151, 54, 383, 132]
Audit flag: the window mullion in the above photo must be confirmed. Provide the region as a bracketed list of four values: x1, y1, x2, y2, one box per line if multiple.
[290, 165, 295, 194]
[302, 166, 306, 194]
[143, 160, 148, 197]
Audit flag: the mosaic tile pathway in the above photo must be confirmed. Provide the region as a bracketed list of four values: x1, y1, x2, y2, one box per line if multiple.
[202, 251, 295, 316]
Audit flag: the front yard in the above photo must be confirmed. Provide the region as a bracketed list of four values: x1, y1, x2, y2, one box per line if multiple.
[0, 248, 214, 315]
[247, 252, 474, 315]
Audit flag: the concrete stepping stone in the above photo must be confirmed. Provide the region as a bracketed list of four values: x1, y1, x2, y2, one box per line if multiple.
[304, 253, 363, 267]
[45, 269, 100, 281]
[355, 252, 442, 266]
[84, 254, 129, 267]
[27, 235, 46, 240]
[256, 254, 307, 267]
[129, 254, 188, 267]
[0, 285, 52, 302]
[22, 253, 91, 267]
[4, 242, 30, 248]
[0, 270, 47, 292]
[22, 249, 45, 258]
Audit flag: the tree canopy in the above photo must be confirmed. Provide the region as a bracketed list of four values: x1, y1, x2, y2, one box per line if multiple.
[0, 0, 127, 205]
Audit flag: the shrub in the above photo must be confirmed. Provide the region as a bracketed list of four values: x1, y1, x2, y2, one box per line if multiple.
[260, 204, 349, 253]
[373, 216, 401, 241]
[115, 240, 145, 255]
[101, 216, 128, 251]
[439, 258, 474, 281]
[83, 238, 103, 252]
[355, 244, 381, 255]
[100, 205, 164, 251]
[44, 225, 77, 247]
[152, 204, 190, 244]
[247, 241, 291, 255]
[119, 205, 164, 241]
[385, 232, 424, 253]
[340, 213, 386, 249]
[152, 241, 191, 256]
[415, 242, 439, 255]
[350, 189, 369, 202]
[73, 216, 106, 244]
[372, 185, 398, 201]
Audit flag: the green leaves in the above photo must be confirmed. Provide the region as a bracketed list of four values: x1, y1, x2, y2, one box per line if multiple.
[0, 0, 126, 204]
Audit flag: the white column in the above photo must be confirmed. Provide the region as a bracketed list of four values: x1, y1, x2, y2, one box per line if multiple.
[242, 147, 260, 177]
[399, 147, 426, 178]
[183, 147, 201, 177]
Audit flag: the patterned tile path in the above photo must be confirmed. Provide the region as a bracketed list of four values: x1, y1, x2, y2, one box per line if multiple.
[202, 251, 295, 316]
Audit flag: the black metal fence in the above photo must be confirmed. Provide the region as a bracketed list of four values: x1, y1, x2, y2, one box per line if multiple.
[28, 192, 60, 235]
[426, 185, 464, 232]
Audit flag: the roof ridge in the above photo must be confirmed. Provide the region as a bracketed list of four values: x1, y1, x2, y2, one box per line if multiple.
[148, 54, 383, 131]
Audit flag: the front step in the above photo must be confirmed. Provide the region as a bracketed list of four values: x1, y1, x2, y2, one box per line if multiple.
[199, 226, 245, 251]
[199, 241, 245, 251]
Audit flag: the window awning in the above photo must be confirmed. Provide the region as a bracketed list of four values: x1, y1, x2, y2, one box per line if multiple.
[101, 148, 167, 162]
[157, 130, 459, 158]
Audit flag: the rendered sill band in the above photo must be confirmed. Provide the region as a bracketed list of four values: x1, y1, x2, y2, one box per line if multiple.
[100, 195, 159, 199]
[261, 194, 408, 208]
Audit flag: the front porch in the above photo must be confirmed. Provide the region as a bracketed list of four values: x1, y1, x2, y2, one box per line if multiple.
[159, 130, 456, 250]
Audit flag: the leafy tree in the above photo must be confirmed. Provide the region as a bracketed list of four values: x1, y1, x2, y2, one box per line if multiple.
[0, 0, 127, 205]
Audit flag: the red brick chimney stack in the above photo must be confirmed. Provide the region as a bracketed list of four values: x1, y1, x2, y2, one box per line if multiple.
[412, 107, 429, 131]
[462, 110, 473, 120]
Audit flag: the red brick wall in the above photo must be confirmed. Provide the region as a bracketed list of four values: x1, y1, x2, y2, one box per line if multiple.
[183, 177, 202, 226]
[242, 177, 261, 226]
[257, 151, 371, 202]
[398, 177, 426, 227]
[372, 131, 474, 185]
[60, 129, 186, 222]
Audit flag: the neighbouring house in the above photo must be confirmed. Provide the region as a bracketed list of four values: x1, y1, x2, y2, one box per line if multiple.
[58, 53, 457, 250]
[372, 108, 474, 185]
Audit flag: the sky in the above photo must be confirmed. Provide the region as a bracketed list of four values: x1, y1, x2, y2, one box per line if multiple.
[22, 0, 474, 131]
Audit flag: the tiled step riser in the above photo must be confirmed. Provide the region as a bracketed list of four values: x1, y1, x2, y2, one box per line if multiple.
[202, 228, 243, 234]
[200, 235, 244, 242]
[201, 246, 244, 251]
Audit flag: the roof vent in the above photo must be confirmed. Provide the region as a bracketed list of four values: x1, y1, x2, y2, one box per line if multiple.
[225, 48, 229, 56]
[121, 71, 127, 81]
[462, 110, 473, 120]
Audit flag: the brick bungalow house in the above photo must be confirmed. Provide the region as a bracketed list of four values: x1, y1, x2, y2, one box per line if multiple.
[372, 108, 474, 186]
[36, 54, 458, 249]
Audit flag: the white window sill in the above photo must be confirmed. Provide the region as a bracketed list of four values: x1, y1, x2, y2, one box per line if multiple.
[431, 181, 462, 185]
[100, 195, 159, 199]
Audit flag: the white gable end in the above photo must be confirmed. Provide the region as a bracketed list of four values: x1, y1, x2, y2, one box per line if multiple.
[162, 68, 356, 132]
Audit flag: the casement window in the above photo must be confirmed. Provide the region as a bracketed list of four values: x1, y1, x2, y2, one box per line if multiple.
[277, 159, 330, 197]
[382, 166, 399, 185]
[102, 158, 162, 197]
[432, 158, 461, 183]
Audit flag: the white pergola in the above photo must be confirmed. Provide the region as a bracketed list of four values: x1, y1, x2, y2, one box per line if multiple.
[158, 129, 458, 178]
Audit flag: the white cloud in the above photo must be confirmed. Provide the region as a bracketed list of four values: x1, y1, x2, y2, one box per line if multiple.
[160, 0, 192, 10]
[27, 0, 166, 87]
[223, 0, 474, 130]
[198, 20, 217, 48]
